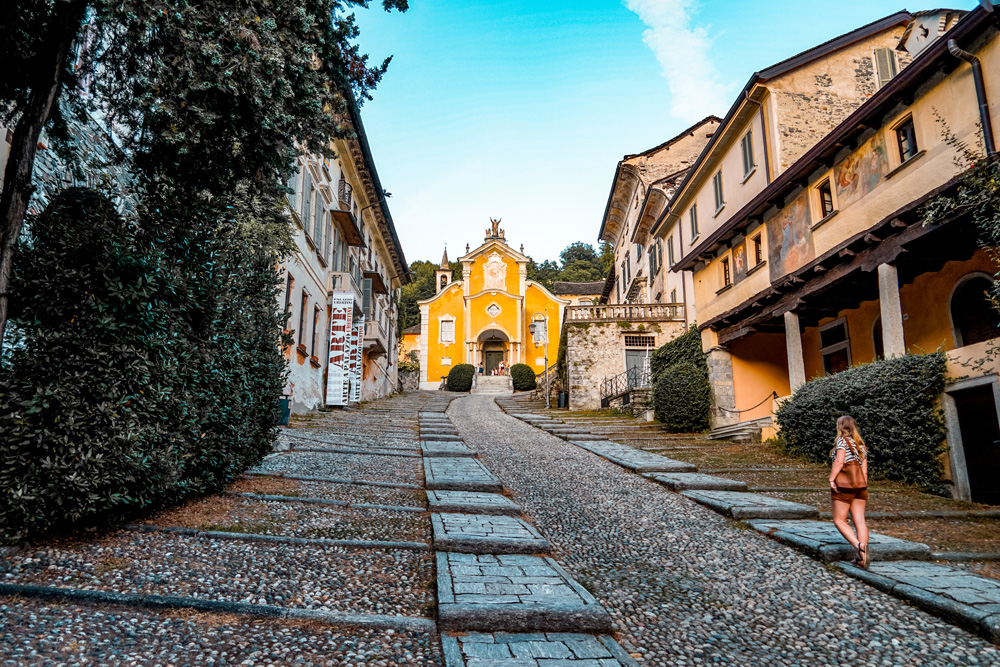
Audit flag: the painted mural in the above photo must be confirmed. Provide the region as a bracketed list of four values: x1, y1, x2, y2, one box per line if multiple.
[835, 133, 890, 208]
[733, 240, 749, 284]
[766, 194, 814, 281]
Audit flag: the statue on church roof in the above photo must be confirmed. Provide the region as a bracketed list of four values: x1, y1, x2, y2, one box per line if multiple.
[485, 218, 505, 241]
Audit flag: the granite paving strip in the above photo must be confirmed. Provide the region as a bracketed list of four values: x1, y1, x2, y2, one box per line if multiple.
[747, 519, 930, 562]
[680, 490, 819, 519]
[423, 440, 479, 457]
[290, 445, 423, 458]
[0, 598, 443, 665]
[424, 458, 503, 492]
[248, 471, 423, 490]
[431, 514, 550, 554]
[0, 530, 434, 617]
[238, 478, 427, 506]
[642, 472, 749, 491]
[228, 491, 426, 514]
[450, 396, 1000, 664]
[838, 561, 1000, 643]
[250, 451, 423, 486]
[436, 552, 613, 633]
[428, 490, 523, 516]
[569, 441, 696, 474]
[441, 632, 640, 667]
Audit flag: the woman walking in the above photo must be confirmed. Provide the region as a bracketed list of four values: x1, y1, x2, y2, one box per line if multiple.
[829, 415, 870, 568]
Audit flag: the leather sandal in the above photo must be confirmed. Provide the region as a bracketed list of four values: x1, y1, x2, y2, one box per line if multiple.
[859, 543, 870, 569]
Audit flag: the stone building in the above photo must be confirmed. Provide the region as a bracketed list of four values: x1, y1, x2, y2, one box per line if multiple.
[669, 7, 1000, 502]
[651, 10, 919, 434]
[281, 98, 409, 413]
[417, 222, 567, 389]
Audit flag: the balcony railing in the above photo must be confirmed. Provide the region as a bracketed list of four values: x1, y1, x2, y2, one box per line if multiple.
[565, 303, 684, 323]
[364, 318, 388, 356]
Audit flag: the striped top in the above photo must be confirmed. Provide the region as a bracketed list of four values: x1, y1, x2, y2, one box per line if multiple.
[832, 436, 865, 464]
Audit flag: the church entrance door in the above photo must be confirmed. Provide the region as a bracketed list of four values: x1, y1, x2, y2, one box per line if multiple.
[485, 351, 504, 375]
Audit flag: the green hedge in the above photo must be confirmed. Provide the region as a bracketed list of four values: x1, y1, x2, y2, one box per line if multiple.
[651, 326, 704, 381]
[774, 353, 947, 489]
[510, 363, 537, 391]
[652, 361, 712, 433]
[650, 327, 711, 432]
[447, 364, 476, 392]
[0, 189, 284, 544]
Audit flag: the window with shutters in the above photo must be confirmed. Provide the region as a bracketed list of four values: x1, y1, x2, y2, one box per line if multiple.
[311, 305, 321, 356]
[298, 291, 308, 345]
[752, 234, 763, 266]
[287, 167, 299, 208]
[314, 196, 324, 249]
[649, 241, 659, 276]
[740, 130, 755, 178]
[819, 317, 852, 375]
[713, 171, 725, 212]
[439, 318, 455, 343]
[818, 179, 835, 218]
[690, 204, 699, 238]
[721, 256, 731, 288]
[301, 171, 313, 232]
[896, 117, 918, 162]
[667, 236, 675, 267]
[362, 278, 373, 319]
[875, 48, 898, 89]
[670, 288, 677, 304]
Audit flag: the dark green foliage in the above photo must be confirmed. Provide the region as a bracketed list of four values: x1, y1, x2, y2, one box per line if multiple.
[509, 363, 537, 391]
[0, 190, 286, 543]
[447, 364, 476, 392]
[650, 327, 710, 432]
[650, 327, 705, 381]
[652, 361, 711, 433]
[556, 322, 568, 389]
[774, 354, 948, 490]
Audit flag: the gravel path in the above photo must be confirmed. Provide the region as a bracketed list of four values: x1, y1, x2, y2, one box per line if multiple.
[449, 395, 1000, 667]
[0, 599, 444, 666]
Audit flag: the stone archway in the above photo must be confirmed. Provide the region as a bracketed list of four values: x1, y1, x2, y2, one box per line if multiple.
[478, 329, 509, 375]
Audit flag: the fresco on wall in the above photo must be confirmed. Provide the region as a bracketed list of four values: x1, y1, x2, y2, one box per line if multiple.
[835, 133, 890, 208]
[732, 240, 749, 284]
[766, 194, 814, 281]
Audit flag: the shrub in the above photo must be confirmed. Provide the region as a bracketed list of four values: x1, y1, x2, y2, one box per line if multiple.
[650, 326, 704, 382]
[510, 363, 537, 391]
[652, 361, 712, 433]
[0, 189, 284, 544]
[774, 353, 947, 490]
[447, 364, 476, 392]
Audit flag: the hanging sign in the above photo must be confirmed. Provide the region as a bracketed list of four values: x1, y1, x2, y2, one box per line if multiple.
[326, 293, 354, 406]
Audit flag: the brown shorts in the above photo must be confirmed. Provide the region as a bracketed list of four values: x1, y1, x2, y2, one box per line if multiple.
[831, 487, 868, 503]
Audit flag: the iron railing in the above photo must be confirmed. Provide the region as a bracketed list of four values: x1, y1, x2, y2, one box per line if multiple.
[600, 366, 652, 407]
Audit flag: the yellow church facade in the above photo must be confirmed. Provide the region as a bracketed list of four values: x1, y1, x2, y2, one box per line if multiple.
[418, 222, 568, 389]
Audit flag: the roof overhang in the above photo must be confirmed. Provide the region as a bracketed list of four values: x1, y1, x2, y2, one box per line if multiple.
[598, 163, 642, 244]
[631, 187, 669, 246]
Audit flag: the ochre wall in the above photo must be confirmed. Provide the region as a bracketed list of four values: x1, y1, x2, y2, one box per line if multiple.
[399, 333, 420, 363]
[730, 333, 791, 421]
[466, 253, 521, 295]
[424, 282, 465, 383]
[523, 283, 563, 373]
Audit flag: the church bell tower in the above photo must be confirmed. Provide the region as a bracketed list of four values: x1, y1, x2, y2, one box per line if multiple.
[435, 246, 452, 294]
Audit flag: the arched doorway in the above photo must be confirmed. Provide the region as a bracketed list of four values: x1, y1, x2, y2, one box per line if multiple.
[951, 273, 1000, 348]
[478, 329, 509, 375]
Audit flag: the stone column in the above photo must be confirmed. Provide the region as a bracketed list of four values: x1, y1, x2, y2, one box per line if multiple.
[703, 328, 737, 429]
[784, 311, 806, 392]
[878, 262, 906, 357]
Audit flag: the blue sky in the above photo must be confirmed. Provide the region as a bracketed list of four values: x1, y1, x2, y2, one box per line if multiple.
[353, 1, 976, 266]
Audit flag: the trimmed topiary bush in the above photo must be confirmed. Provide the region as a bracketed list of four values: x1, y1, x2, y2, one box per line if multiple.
[447, 364, 476, 392]
[650, 326, 704, 381]
[652, 361, 712, 433]
[510, 363, 537, 391]
[774, 353, 947, 490]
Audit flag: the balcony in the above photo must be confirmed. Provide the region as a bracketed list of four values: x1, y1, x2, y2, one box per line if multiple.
[564, 303, 685, 323]
[363, 318, 388, 357]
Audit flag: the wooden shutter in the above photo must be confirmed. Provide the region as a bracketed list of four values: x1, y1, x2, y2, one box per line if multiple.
[362, 278, 372, 318]
[301, 170, 312, 233]
[875, 48, 897, 89]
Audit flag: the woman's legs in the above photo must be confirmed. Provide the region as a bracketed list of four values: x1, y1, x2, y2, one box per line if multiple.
[831, 497, 859, 549]
[850, 498, 869, 547]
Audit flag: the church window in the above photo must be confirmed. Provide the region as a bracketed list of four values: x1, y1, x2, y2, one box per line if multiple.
[439, 319, 455, 344]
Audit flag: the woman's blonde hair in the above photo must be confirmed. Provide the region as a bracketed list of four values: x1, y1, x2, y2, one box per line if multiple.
[832, 415, 867, 460]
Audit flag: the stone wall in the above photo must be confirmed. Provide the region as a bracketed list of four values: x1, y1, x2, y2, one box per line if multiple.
[399, 368, 420, 392]
[565, 321, 686, 411]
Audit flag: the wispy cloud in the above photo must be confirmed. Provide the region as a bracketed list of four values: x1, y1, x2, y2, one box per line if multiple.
[625, 0, 729, 121]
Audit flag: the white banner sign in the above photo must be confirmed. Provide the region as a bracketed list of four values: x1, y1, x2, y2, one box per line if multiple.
[325, 293, 354, 406]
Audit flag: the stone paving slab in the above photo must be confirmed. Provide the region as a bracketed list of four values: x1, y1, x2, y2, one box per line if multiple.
[838, 561, 1000, 643]
[423, 441, 479, 458]
[437, 552, 613, 633]
[425, 458, 503, 492]
[441, 632, 640, 666]
[643, 472, 748, 492]
[432, 514, 550, 554]
[428, 491, 522, 516]
[681, 490, 818, 519]
[748, 519, 930, 562]
[569, 441, 696, 474]
[422, 433, 465, 442]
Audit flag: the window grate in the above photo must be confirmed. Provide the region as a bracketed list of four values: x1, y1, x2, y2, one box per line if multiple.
[624, 335, 656, 348]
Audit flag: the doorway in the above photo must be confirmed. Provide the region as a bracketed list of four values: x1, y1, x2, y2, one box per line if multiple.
[951, 383, 1000, 504]
[484, 351, 504, 375]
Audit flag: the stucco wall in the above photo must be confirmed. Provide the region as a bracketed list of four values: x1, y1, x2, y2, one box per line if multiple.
[566, 321, 686, 410]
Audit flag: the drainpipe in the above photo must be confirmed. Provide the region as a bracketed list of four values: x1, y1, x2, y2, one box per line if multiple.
[744, 92, 772, 183]
[949, 39, 997, 157]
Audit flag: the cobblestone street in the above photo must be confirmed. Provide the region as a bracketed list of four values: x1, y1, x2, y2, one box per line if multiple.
[2, 391, 999, 666]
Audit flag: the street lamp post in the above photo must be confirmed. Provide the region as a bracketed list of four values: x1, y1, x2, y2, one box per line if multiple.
[529, 310, 550, 409]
